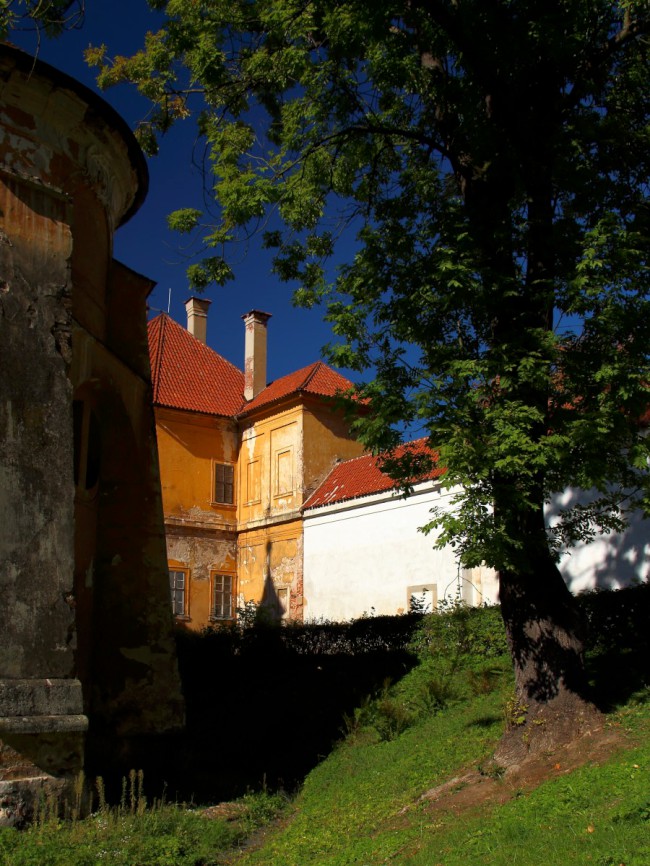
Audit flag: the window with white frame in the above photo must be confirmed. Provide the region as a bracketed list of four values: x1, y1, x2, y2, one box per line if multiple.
[169, 568, 188, 617]
[211, 573, 234, 620]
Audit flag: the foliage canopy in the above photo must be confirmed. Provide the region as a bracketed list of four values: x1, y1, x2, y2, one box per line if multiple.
[0, 0, 83, 40]
[89, 0, 650, 573]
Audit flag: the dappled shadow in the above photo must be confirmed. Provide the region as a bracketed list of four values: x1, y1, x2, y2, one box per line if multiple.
[547, 487, 650, 593]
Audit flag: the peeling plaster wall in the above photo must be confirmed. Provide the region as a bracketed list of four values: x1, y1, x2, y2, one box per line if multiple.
[231, 401, 364, 622]
[166, 527, 237, 628]
[236, 405, 305, 619]
[0, 164, 87, 823]
[72, 320, 185, 748]
[0, 46, 183, 821]
[237, 406, 304, 527]
[237, 522, 304, 620]
[155, 408, 238, 630]
[0, 175, 75, 679]
[156, 409, 239, 525]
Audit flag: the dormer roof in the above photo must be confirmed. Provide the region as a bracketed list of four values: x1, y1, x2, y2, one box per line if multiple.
[237, 361, 354, 416]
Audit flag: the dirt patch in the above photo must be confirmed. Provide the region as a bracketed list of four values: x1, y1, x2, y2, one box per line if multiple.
[409, 721, 630, 819]
[206, 721, 633, 863]
[200, 802, 248, 822]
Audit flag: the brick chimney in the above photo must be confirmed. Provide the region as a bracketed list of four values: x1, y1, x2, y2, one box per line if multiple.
[242, 310, 272, 401]
[185, 297, 211, 344]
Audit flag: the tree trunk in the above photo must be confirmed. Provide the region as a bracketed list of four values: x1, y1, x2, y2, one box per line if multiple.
[495, 556, 603, 766]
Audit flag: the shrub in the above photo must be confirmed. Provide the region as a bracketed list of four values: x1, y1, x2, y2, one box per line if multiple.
[409, 600, 508, 662]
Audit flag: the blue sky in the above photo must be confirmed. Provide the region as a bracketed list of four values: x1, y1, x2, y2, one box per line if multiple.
[9, 0, 358, 382]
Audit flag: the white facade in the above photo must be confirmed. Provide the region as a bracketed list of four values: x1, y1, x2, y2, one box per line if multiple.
[547, 489, 650, 594]
[303, 481, 650, 623]
[302, 480, 499, 622]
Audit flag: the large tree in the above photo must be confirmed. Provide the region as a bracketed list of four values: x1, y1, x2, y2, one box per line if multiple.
[91, 0, 650, 759]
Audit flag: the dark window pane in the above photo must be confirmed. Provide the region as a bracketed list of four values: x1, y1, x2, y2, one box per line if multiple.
[214, 463, 234, 504]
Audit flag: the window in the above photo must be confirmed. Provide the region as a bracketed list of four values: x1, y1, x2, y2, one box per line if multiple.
[275, 448, 293, 496]
[276, 587, 290, 620]
[213, 463, 234, 504]
[169, 568, 188, 617]
[408, 585, 436, 614]
[211, 573, 234, 620]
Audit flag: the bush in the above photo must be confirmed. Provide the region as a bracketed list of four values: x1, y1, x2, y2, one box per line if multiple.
[578, 583, 650, 657]
[409, 600, 508, 661]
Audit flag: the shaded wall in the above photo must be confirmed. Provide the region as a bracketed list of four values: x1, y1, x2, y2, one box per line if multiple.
[0, 46, 183, 822]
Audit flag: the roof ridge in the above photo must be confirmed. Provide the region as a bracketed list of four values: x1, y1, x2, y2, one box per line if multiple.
[300, 360, 324, 391]
[150, 314, 167, 404]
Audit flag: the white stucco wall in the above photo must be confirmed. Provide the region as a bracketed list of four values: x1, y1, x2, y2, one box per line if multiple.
[547, 489, 650, 594]
[303, 482, 650, 623]
[302, 482, 498, 622]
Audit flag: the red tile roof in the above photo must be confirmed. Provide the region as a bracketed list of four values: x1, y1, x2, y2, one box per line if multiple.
[148, 315, 355, 419]
[238, 361, 354, 416]
[303, 439, 445, 510]
[148, 314, 245, 416]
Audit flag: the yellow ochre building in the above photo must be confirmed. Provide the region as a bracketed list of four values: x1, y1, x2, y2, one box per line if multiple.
[148, 299, 365, 628]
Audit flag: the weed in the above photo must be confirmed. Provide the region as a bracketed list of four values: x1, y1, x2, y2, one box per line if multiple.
[0, 780, 287, 866]
[467, 667, 502, 696]
[478, 761, 506, 779]
[503, 695, 529, 728]
[416, 675, 455, 713]
[373, 695, 414, 741]
[341, 694, 373, 738]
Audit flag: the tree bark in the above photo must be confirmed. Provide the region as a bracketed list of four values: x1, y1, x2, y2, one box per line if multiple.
[495, 532, 603, 766]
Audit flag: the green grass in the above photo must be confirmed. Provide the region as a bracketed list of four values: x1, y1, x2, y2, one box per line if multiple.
[3, 593, 648, 866]
[398, 702, 650, 866]
[231, 596, 650, 866]
[235, 694, 650, 866]
[0, 790, 286, 866]
[236, 657, 513, 866]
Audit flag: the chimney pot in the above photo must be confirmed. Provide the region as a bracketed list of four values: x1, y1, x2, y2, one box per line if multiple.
[185, 297, 211, 344]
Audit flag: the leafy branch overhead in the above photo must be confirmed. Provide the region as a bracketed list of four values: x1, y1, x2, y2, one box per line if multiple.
[88, 0, 650, 574]
[0, 0, 84, 40]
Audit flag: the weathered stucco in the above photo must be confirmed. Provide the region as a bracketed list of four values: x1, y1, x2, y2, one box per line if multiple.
[0, 45, 183, 823]
[155, 407, 238, 628]
[155, 346, 366, 627]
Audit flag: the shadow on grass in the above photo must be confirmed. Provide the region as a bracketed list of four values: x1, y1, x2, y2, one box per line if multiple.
[171, 619, 419, 803]
[89, 587, 649, 806]
[467, 715, 503, 729]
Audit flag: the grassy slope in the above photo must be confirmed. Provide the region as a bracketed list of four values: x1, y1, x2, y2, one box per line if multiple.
[236, 663, 649, 866]
[2, 594, 648, 866]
